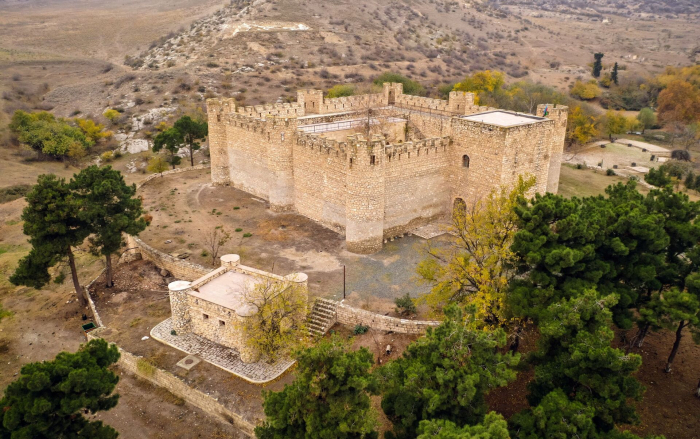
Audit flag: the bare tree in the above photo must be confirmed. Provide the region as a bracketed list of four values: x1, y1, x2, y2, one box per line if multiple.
[203, 226, 231, 265]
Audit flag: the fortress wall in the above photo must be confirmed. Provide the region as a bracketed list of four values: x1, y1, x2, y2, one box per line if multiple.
[236, 102, 304, 118]
[397, 110, 452, 138]
[500, 121, 557, 196]
[537, 104, 569, 194]
[320, 94, 386, 114]
[395, 94, 451, 113]
[449, 120, 509, 204]
[383, 138, 452, 237]
[224, 118, 274, 199]
[293, 137, 349, 232]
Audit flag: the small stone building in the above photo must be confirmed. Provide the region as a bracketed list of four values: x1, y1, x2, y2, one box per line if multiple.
[167, 254, 308, 363]
[207, 83, 568, 254]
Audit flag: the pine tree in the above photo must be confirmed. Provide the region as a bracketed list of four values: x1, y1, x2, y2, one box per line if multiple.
[173, 116, 208, 167]
[526, 291, 643, 432]
[255, 336, 379, 439]
[10, 174, 91, 307]
[510, 181, 668, 328]
[685, 171, 696, 190]
[152, 127, 183, 169]
[377, 306, 519, 439]
[593, 53, 604, 78]
[0, 339, 120, 438]
[637, 288, 700, 372]
[70, 166, 148, 287]
[417, 412, 510, 439]
[612, 62, 619, 85]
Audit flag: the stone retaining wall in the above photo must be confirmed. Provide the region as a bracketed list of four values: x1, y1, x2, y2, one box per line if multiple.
[87, 330, 255, 437]
[323, 300, 440, 334]
[124, 235, 212, 281]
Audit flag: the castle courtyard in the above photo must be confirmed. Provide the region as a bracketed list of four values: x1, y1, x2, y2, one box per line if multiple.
[137, 167, 442, 313]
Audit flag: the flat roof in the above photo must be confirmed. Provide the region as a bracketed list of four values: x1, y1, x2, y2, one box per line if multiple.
[461, 110, 546, 127]
[189, 271, 261, 312]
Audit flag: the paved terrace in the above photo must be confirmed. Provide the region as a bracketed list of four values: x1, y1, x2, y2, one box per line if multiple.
[151, 318, 295, 384]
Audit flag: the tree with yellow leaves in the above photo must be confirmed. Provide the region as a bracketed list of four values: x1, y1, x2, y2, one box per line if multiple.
[453, 70, 505, 105]
[74, 118, 113, 144]
[416, 176, 535, 331]
[238, 277, 309, 362]
[566, 105, 598, 147]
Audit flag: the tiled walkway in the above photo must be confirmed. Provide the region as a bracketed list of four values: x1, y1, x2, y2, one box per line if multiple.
[151, 318, 295, 383]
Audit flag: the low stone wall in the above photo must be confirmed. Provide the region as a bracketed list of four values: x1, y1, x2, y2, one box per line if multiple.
[87, 330, 255, 436]
[322, 300, 440, 334]
[124, 235, 212, 281]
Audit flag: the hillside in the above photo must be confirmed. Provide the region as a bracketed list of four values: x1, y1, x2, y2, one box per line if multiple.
[1, 0, 698, 124]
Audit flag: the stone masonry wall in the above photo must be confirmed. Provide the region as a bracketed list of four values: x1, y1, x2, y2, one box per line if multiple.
[125, 235, 211, 281]
[331, 301, 440, 334]
[206, 85, 568, 253]
[383, 137, 452, 238]
[87, 331, 255, 437]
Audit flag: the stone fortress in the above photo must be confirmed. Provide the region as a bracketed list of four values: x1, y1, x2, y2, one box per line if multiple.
[207, 83, 568, 253]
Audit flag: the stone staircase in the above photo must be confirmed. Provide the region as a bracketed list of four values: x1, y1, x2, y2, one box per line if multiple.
[307, 298, 338, 338]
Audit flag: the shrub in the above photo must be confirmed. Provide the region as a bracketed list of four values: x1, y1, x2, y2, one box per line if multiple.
[101, 151, 114, 162]
[0, 184, 32, 203]
[235, 228, 243, 232]
[136, 358, 156, 376]
[394, 293, 417, 316]
[243, 233, 252, 238]
[606, 169, 615, 176]
[326, 84, 356, 98]
[373, 72, 425, 96]
[353, 324, 369, 335]
[576, 163, 583, 169]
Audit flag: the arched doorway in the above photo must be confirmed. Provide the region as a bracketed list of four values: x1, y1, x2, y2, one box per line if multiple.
[453, 197, 466, 221]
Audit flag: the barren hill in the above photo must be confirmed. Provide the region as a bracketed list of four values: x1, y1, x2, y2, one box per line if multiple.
[1, 0, 698, 127]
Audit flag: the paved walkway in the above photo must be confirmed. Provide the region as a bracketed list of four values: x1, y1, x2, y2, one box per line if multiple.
[411, 222, 452, 239]
[593, 139, 669, 154]
[151, 318, 295, 384]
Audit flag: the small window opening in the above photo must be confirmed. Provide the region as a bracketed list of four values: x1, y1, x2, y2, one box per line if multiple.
[370, 155, 376, 165]
[281, 132, 285, 141]
[219, 320, 226, 327]
[462, 155, 470, 168]
[203, 314, 209, 320]
[216, 114, 221, 122]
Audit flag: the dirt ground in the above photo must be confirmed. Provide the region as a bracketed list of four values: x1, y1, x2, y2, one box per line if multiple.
[136, 168, 435, 313]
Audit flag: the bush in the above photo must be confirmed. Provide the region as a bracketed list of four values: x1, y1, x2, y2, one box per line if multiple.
[576, 163, 583, 169]
[373, 72, 425, 96]
[326, 84, 356, 98]
[353, 324, 369, 335]
[100, 151, 114, 162]
[136, 358, 156, 376]
[606, 169, 615, 176]
[243, 233, 252, 238]
[394, 293, 417, 316]
[0, 184, 32, 204]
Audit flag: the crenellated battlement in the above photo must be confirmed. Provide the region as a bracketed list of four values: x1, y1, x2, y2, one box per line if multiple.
[208, 88, 568, 254]
[226, 112, 297, 134]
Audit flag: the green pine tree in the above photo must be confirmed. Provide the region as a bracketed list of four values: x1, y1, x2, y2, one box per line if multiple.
[593, 53, 604, 78]
[526, 290, 643, 432]
[152, 127, 183, 169]
[417, 412, 510, 439]
[612, 62, 619, 85]
[377, 306, 519, 439]
[10, 174, 91, 307]
[255, 336, 379, 439]
[70, 166, 148, 287]
[0, 339, 120, 438]
[173, 115, 208, 167]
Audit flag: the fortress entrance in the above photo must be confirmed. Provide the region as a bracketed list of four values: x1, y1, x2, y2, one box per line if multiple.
[453, 198, 466, 221]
